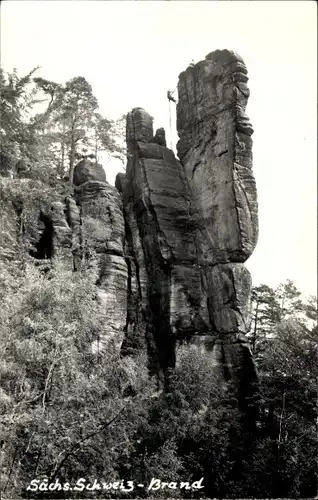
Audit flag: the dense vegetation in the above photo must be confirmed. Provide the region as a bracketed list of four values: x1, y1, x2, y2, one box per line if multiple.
[0, 68, 317, 499]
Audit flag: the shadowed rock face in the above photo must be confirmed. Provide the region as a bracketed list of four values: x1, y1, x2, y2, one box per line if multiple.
[119, 50, 259, 399]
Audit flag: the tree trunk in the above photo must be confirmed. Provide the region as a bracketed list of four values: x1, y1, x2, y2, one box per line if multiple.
[95, 133, 98, 167]
[252, 300, 259, 354]
[60, 121, 65, 177]
[68, 122, 76, 184]
[278, 392, 286, 449]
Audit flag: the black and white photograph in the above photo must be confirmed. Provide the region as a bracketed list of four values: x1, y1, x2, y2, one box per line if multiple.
[0, 1, 317, 499]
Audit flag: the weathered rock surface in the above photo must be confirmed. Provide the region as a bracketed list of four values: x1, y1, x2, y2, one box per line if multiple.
[119, 49, 259, 396]
[177, 49, 258, 263]
[50, 200, 73, 268]
[65, 197, 81, 270]
[73, 159, 106, 186]
[74, 180, 128, 341]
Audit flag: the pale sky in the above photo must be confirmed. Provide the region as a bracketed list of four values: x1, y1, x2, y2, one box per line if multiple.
[1, 1, 317, 296]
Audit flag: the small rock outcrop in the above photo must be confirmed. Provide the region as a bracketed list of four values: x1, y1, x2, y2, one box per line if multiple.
[119, 50, 259, 403]
[73, 159, 106, 186]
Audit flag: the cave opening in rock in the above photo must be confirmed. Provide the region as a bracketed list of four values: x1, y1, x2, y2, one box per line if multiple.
[30, 211, 54, 260]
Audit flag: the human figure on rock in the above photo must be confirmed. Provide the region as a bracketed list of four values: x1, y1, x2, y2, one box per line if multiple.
[167, 90, 177, 104]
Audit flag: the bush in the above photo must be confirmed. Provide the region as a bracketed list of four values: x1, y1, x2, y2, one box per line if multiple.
[0, 261, 154, 499]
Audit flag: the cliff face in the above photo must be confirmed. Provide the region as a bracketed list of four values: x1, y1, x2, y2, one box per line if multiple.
[74, 172, 127, 347]
[177, 49, 258, 263]
[119, 50, 259, 395]
[58, 164, 128, 349]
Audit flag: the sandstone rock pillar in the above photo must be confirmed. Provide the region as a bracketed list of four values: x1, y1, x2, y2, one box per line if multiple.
[120, 50, 259, 398]
[73, 160, 128, 350]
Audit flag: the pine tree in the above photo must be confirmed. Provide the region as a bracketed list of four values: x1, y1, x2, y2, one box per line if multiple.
[249, 284, 281, 355]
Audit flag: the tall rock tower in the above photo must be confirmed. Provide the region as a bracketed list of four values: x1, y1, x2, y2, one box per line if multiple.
[119, 50, 259, 405]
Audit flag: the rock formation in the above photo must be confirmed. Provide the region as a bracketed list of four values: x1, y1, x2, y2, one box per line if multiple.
[73, 159, 107, 186]
[177, 49, 257, 262]
[118, 50, 259, 401]
[1, 160, 128, 349]
[0, 49, 259, 410]
[74, 168, 127, 346]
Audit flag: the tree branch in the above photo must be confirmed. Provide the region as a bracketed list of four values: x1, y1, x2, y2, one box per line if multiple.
[49, 405, 126, 482]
